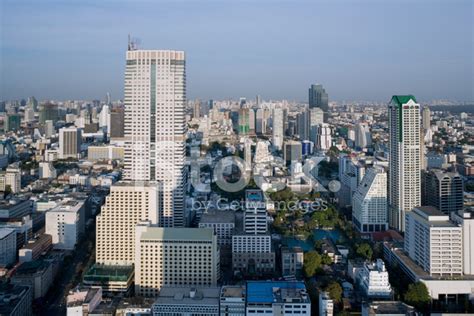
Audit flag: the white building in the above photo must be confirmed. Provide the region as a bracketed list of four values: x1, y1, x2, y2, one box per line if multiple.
[96, 182, 160, 266]
[134, 225, 220, 297]
[388, 95, 421, 232]
[5, 164, 21, 193]
[405, 206, 462, 276]
[152, 287, 220, 316]
[39, 162, 57, 179]
[316, 123, 332, 151]
[246, 281, 311, 316]
[451, 209, 474, 275]
[281, 246, 304, 277]
[352, 166, 388, 233]
[359, 259, 392, 298]
[66, 286, 102, 316]
[0, 228, 16, 267]
[59, 127, 82, 159]
[220, 286, 245, 316]
[355, 122, 372, 149]
[199, 210, 235, 246]
[244, 190, 267, 235]
[319, 291, 334, 316]
[123, 49, 186, 228]
[45, 200, 85, 250]
[272, 108, 284, 150]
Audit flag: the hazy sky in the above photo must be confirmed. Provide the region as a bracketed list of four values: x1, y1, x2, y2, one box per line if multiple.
[1, 0, 472, 102]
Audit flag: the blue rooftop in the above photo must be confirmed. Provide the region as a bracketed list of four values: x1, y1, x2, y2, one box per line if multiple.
[246, 189, 263, 202]
[246, 281, 307, 304]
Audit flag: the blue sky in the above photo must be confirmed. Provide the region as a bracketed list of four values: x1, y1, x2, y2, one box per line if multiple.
[0, 0, 472, 102]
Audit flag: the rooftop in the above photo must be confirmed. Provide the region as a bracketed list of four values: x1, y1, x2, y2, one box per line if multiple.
[0, 228, 15, 240]
[153, 287, 220, 306]
[200, 209, 235, 224]
[140, 227, 214, 242]
[364, 301, 415, 315]
[0, 283, 31, 315]
[246, 281, 309, 304]
[83, 264, 134, 283]
[14, 260, 51, 276]
[220, 286, 246, 299]
[391, 95, 417, 106]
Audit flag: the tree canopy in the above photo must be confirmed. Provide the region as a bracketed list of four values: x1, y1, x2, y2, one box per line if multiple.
[303, 251, 322, 277]
[325, 281, 343, 302]
[404, 282, 430, 310]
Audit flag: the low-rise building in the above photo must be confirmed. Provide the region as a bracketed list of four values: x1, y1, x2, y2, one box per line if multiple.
[151, 287, 220, 316]
[219, 285, 245, 316]
[83, 264, 134, 295]
[281, 246, 304, 277]
[361, 301, 415, 316]
[359, 259, 392, 298]
[245, 281, 311, 315]
[19, 233, 53, 263]
[319, 291, 334, 316]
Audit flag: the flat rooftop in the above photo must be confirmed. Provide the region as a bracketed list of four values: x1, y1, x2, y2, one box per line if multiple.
[200, 210, 235, 224]
[364, 301, 414, 315]
[246, 189, 264, 202]
[0, 228, 15, 240]
[153, 287, 220, 306]
[0, 283, 31, 315]
[84, 264, 134, 282]
[140, 227, 214, 242]
[246, 281, 309, 304]
[220, 286, 245, 299]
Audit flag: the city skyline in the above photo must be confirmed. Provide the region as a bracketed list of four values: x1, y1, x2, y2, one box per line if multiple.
[1, 0, 473, 102]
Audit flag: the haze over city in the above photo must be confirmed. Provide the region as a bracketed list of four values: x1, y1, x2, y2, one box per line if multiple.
[1, 0, 472, 101]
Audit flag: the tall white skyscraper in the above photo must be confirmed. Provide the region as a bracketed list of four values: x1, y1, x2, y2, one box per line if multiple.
[123, 49, 186, 227]
[272, 108, 284, 150]
[352, 166, 388, 233]
[388, 95, 421, 232]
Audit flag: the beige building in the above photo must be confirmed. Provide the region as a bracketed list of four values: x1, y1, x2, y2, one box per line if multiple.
[134, 224, 220, 297]
[87, 145, 124, 161]
[96, 182, 160, 265]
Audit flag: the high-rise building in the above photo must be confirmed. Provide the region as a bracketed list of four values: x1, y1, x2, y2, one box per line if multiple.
[123, 49, 186, 227]
[244, 190, 267, 235]
[272, 108, 284, 150]
[352, 166, 388, 233]
[451, 209, 474, 275]
[405, 206, 462, 276]
[315, 123, 332, 151]
[284, 140, 302, 163]
[422, 106, 431, 130]
[59, 127, 82, 159]
[238, 108, 250, 134]
[45, 200, 85, 250]
[110, 108, 125, 138]
[309, 108, 324, 144]
[193, 99, 201, 119]
[422, 169, 464, 214]
[308, 84, 329, 121]
[4, 114, 21, 132]
[134, 225, 220, 296]
[255, 109, 267, 135]
[296, 108, 309, 141]
[96, 182, 160, 265]
[248, 108, 256, 134]
[27, 96, 38, 112]
[39, 103, 59, 124]
[355, 123, 372, 149]
[388, 95, 421, 232]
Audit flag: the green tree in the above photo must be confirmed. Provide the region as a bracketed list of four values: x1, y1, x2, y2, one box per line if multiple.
[404, 282, 430, 310]
[356, 243, 373, 260]
[321, 254, 333, 265]
[303, 251, 322, 277]
[325, 281, 343, 302]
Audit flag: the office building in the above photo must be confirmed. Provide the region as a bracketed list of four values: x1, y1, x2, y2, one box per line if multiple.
[96, 182, 160, 265]
[246, 281, 311, 315]
[2, 163, 21, 193]
[272, 108, 284, 150]
[244, 190, 267, 235]
[11, 260, 53, 299]
[355, 123, 372, 149]
[388, 95, 421, 232]
[352, 166, 388, 233]
[39, 102, 59, 124]
[5, 114, 21, 132]
[123, 49, 186, 227]
[232, 234, 274, 275]
[59, 127, 82, 159]
[451, 209, 474, 275]
[45, 200, 85, 250]
[296, 108, 309, 140]
[361, 301, 415, 316]
[0, 283, 32, 316]
[87, 145, 125, 161]
[0, 228, 16, 267]
[359, 259, 392, 298]
[199, 209, 235, 266]
[39, 162, 57, 179]
[422, 106, 431, 130]
[220, 286, 246, 316]
[309, 84, 329, 121]
[281, 246, 304, 277]
[309, 107, 324, 144]
[134, 225, 220, 296]
[238, 108, 250, 134]
[152, 287, 220, 316]
[319, 291, 334, 316]
[284, 140, 302, 163]
[110, 108, 125, 138]
[316, 123, 332, 151]
[405, 206, 462, 276]
[422, 169, 463, 214]
[19, 234, 52, 263]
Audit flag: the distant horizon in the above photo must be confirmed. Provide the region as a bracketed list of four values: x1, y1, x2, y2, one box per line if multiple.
[1, 0, 472, 102]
